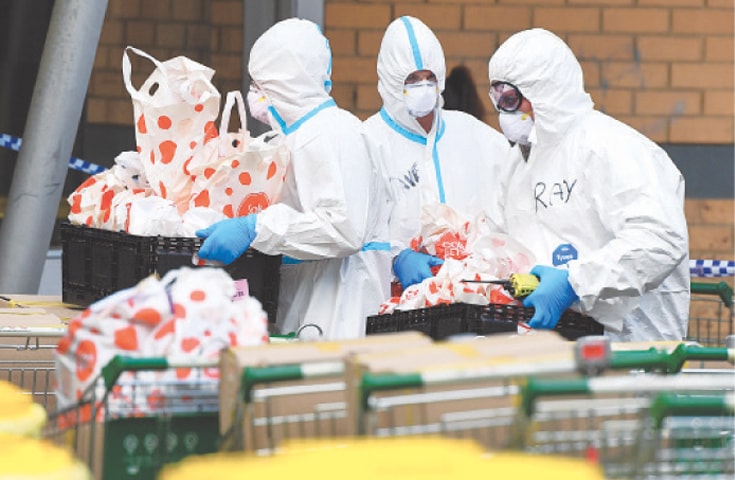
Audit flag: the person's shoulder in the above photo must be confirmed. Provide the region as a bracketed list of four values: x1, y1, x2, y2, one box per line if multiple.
[583, 111, 658, 147]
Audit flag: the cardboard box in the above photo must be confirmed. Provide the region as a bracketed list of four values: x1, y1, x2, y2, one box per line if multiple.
[0, 294, 77, 412]
[218, 331, 432, 452]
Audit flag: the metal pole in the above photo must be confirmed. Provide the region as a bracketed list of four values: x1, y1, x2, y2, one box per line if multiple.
[0, 0, 108, 293]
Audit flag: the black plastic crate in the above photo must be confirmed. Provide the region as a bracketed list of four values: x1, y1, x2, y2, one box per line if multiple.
[367, 303, 603, 341]
[61, 223, 281, 324]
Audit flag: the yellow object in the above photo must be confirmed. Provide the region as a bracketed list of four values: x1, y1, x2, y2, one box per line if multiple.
[0, 381, 47, 437]
[0, 434, 91, 479]
[159, 437, 604, 480]
[506, 273, 540, 298]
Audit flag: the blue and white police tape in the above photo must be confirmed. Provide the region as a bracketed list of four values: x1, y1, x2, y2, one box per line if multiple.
[690, 259, 735, 278]
[0, 133, 106, 175]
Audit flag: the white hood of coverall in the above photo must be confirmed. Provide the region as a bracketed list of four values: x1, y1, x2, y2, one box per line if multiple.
[488, 29, 690, 341]
[377, 16, 446, 137]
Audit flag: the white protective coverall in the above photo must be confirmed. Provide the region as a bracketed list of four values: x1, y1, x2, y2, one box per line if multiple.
[363, 16, 510, 255]
[488, 28, 690, 342]
[248, 18, 392, 339]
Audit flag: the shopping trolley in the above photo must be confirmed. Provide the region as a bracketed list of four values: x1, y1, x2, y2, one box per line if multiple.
[689, 281, 734, 347]
[45, 355, 220, 480]
[0, 326, 64, 411]
[513, 373, 735, 478]
[630, 392, 734, 478]
[221, 360, 348, 455]
[357, 339, 734, 452]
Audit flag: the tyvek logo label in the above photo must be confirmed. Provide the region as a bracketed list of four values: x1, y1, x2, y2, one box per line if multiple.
[552, 244, 577, 266]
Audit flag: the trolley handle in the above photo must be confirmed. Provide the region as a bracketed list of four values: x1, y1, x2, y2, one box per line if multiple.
[101, 355, 218, 390]
[609, 343, 734, 373]
[240, 361, 344, 403]
[519, 374, 735, 417]
[647, 392, 735, 429]
[690, 281, 734, 308]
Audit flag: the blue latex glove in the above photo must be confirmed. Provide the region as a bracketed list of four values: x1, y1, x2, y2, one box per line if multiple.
[522, 265, 579, 330]
[195, 215, 258, 265]
[393, 249, 444, 289]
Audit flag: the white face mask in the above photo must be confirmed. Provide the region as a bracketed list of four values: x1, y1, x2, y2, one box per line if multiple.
[499, 110, 534, 146]
[403, 80, 438, 118]
[247, 87, 271, 125]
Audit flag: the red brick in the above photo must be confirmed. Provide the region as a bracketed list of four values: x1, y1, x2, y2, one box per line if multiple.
[141, 0, 172, 20]
[704, 90, 734, 116]
[601, 62, 669, 88]
[638, 0, 704, 5]
[108, 0, 141, 19]
[588, 88, 633, 115]
[395, 5, 462, 30]
[219, 27, 242, 53]
[569, 0, 633, 4]
[672, 8, 734, 34]
[497, 0, 565, 4]
[700, 199, 735, 225]
[327, 29, 357, 57]
[211, 0, 242, 26]
[332, 57, 377, 83]
[707, 0, 734, 6]
[325, 4, 391, 29]
[331, 84, 356, 111]
[89, 71, 124, 97]
[688, 225, 734, 254]
[579, 61, 601, 88]
[357, 30, 384, 57]
[100, 19, 124, 45]
[438, 31, 498, 58]
[92, 46, 110, 70]
[86, 98, 107, 124]
[187, 25, 211, 50]
[603, 8, 669, 33]
[535, 7, 600, 32]
[670, 116, 734, 143]
[567, 35, 635, 61]
[464, 6, 532, 32]
[173, 0, 206, 21]
[156, 24, 186, 48]
[684, 199, 702, 224]
[672, 63, 734, 89]
[705, 36, 734, 62]
[356, 84, 382, 112]
[638, 36, 703, 62]
[210, 53, 242, 81]
[126, 21, 156, 46]
[635, 91, 701, 116]
[107, 98, 134, 126]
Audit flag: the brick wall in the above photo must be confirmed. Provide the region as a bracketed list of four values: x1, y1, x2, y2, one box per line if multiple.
[87, 0, 733, 262]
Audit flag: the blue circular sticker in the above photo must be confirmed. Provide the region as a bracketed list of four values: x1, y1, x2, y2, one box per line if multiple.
[552, 244, 578, 266]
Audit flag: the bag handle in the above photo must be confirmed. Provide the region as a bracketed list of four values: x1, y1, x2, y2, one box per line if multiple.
[219, 90, 249, 141]
[122, 46, 168, 101]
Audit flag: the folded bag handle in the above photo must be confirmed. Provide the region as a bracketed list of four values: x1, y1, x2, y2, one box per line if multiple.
[122, 46, 171, 102]
[219, 90, 248, 137]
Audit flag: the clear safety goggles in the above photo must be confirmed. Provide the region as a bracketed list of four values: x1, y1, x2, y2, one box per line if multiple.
[489, 81, 524, 113]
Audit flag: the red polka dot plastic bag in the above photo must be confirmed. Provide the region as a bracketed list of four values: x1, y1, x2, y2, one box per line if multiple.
[53, 267, 269, 416]
[123, 46, 221, 212]
[188, 91, 290, 218]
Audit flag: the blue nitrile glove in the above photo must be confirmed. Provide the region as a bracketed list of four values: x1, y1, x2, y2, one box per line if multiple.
[393, 248, 444, 289]
[522, 265, 579, 330]
[195, 215, 257, 265]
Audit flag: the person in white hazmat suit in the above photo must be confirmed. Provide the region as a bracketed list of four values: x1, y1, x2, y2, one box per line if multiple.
[196, 18, 393, 339]
[363, 16, 511, 291]
[486, 28, 690, 342]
